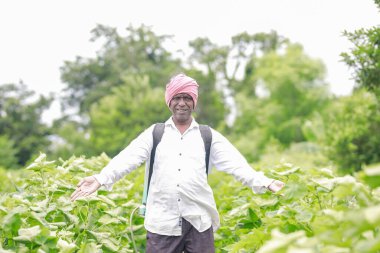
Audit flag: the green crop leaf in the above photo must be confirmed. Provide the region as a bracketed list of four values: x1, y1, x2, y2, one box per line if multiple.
[312, 178, 335, 191]
[252, 196, 279, 207]
[86, 230, 119, 251]
[13, 225, 41, 242]
[97, 195, 116, 207]
[77, 242, 99, 253]
[57, 238, 77, 253]
[26, 153, 56, 172]
[1, 211, 22, 234]
[257, 229, 306, 253]
[271, 166, 300, 176]
[281, 182, 308, 201]
[98, 215, 121, 225]
[2, 154, 380, 252]
[363, 205, 380, 226]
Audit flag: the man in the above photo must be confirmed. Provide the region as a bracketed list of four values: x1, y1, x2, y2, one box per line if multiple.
[71, 73, 285, 253]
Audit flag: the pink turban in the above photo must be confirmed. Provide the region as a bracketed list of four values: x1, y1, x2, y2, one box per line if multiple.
[165, 74, 199, 108]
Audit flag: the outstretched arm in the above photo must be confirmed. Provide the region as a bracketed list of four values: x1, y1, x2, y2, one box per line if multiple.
[70, 125, 154, 201]
[210, 129, 285, 194]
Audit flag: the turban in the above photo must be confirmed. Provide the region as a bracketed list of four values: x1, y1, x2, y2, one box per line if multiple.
[165, 74, 199, 108]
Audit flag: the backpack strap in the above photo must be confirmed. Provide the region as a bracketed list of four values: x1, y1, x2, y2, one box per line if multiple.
[147, 123, 165, 196]
[199, 125, 212, 175]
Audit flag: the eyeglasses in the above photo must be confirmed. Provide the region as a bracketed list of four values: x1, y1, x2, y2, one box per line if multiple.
[171, 95, 193, 103]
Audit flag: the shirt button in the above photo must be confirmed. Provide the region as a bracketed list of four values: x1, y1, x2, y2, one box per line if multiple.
[181, 137, 183, 140]
[179, 153, 182, 156]
[178, 169, 181, 171]
[178, 199, 181, 202]
[177, 184, 180, 187]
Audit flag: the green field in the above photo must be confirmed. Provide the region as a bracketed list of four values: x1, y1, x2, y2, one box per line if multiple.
[1, 154, 379, 252]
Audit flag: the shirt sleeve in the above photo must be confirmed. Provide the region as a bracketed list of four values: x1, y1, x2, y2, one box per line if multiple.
[93, 125, 154, 191]
[209, 129, 274, 194]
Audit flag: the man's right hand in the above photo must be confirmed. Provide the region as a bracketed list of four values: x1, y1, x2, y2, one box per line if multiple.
[70, 176, 101, 201]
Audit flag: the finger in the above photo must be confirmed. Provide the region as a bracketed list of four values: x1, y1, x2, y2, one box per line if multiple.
[70, 191, 81, 201]
[82, 190, 91, 197]
[70, 188, 81, 199]
[71, 188, 86, 201]
[77, 179, 86, 187]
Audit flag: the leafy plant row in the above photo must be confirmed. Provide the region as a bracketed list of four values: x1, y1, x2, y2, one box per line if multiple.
[1, 154, 380, 252]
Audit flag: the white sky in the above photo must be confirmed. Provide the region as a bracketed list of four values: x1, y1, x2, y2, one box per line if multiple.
[0, 0, 379, 121]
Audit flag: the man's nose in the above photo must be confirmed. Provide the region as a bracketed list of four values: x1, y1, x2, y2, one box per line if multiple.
[178, 98, 186, 105]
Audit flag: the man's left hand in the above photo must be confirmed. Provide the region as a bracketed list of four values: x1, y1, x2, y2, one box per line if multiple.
[268, 180, 285, 193]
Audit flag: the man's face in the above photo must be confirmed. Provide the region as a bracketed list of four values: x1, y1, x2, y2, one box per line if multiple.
[169, 93, 194, 123]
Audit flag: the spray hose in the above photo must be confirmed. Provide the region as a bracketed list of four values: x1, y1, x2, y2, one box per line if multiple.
[129, 205, 142, 253]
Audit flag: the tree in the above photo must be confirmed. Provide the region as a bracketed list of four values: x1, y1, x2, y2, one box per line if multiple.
[232, 43, 329, 154]
[322, 90, 380, 173]
[0, 135, 18, 169]
[184, 69, 227, 129]
[89, 75, 170, 156]
[325, 0, 380, 172]
[0, 82, 52, 166]
[60, 24, 182, 117]
[187, 31, 289, 129]
[341, 0, 380, 96]
[47, 119, 95, 160]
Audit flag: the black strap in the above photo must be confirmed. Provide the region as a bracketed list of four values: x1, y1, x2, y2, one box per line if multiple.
[146, 123, 165, 199]
[199, 124, 212, 175]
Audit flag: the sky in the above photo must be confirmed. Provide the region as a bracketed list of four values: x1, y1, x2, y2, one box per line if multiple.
[0, 0, 379, 121]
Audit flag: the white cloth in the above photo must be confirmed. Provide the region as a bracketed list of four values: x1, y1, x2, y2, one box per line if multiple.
[94, 117, 274, 236]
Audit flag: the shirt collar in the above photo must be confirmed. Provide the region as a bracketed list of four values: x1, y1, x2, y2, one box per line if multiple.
[165, 117, 199, 130]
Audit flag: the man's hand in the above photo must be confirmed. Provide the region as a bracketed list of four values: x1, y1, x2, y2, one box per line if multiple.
[268, 180, 285, 193]
[70, 176, 101, 201]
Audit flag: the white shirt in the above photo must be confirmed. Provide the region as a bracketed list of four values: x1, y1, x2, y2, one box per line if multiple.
[94, 117, 274, 236]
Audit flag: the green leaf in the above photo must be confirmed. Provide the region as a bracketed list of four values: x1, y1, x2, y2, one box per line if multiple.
[272, 166, 300, 176]
[98, 215, 120, 225]
[252, 197, 278, 207]
[26, 153, 56, 172]
[13, 226, 41, 242]
[257, 229, 306, 253]
[1, 211, 22, 234]
[87, 230, 119, 252]
[363, 205, 380, 226]
[57, 238, 77, 253]
[77, 242, 99, 253]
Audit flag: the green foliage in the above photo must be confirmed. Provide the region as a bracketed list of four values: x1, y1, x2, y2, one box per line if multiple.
[357, 163, 380, 189]
[341, 26, 380, 95]
[89, 75, 170, 157]
[0, 167, 24, 193]
[1, 155, 380, 252]
[0, 153, 146, 252]
[258, 141, 330, 170]
[0, 135, 19, 169]
[186, 69, 227, 128]
[322, 90, 380, 173]
[341, 0, 379, 98]
[60, 24, 181, 116]
[230, 31, 289, 95]
[231, 43, 329, 162]
[0, 83, 52, 166]
[210, 163, 380, 253]
[47, 120, 95, 160]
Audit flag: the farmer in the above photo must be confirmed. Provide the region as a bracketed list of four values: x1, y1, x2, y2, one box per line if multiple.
[71, 73, 285, 253]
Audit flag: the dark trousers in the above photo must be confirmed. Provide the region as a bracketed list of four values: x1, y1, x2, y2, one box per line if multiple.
[146, 218, 215, 253]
